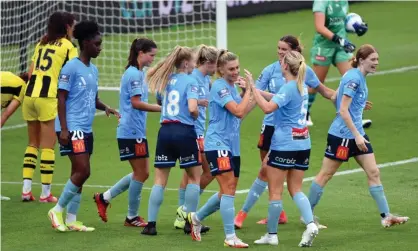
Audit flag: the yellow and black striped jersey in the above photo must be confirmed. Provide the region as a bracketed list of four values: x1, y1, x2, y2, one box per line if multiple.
[1, 71, 26, 108]
[25, 37, 78, 98]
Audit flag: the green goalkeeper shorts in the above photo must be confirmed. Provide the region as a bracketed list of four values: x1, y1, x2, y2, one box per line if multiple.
[310, 46, 353, 66]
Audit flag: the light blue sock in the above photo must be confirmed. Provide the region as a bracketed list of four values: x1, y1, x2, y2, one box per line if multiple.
[67, 192, 81, 215]
[148, 184, 164, 222]
[57, 179, 80, 208]
[196, 192, 220, 221]
[220, 194, 235, 237]
[267, 200, 282, 234]
[242, 178, 267, 213]
[178, 188, 186, 206]
[294, 192, 314, 224]
[127, 179, 144, 218]
[308, 180, 323, 211]
[109, 173, 132, 199]
[200, 189, 204, 195]
[369, 185, 390, 217]
[184, 184, 200, 213]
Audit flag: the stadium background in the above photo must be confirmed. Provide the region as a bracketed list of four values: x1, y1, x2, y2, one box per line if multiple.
[1, 1, 418, 251]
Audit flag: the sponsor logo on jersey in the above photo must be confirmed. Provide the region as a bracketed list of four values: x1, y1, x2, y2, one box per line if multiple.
[217, 88, 230, 98]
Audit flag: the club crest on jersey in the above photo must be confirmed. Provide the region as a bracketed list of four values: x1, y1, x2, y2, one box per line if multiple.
[347, 82, 358, 91]
[59, 74, 70, 83]
[217, 88, 230, 98]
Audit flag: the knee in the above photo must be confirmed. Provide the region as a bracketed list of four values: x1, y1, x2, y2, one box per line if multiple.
[287, 184, 302, 198]
[258, 165, 268, 181]
[367, 167, 380, 183]
[223, 179, 237, 195]
[269, 188, 282, 201]
[316, 169, 334, 186]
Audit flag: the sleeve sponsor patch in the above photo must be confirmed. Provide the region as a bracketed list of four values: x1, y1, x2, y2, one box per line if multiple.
[130, 80, 142, 89]
[59, 74, 70, 83]
[346, 82, 358, 91]
[275, 93, 286, 100]
[217, 88, 230, 98]
[191, 85, 198, 93]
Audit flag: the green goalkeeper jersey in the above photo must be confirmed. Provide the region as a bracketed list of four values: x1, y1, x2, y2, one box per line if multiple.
[312, 0, 349, 48]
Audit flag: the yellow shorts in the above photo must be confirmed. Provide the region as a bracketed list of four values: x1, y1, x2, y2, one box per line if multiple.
[22, 97, 57, 122]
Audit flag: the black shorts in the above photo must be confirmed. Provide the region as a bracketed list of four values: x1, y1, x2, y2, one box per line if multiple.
[257, 124, 274, 151]
[56, 130, 94, 156]
[267, 149, 311, 170]
[154, 123, 200, 168]
[118, 138, 149, 161]
[324, 134, 374, 162]
[205, 150, 241, 177]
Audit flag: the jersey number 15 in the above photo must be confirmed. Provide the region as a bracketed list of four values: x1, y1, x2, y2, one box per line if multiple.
[35, 48, 56, 71]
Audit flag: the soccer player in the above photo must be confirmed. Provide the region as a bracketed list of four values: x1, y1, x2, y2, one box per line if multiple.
[141, 46, 201, 236]
[48, 20, 117, 232]
[1, 71, 29, 201]
[1, 71, 29, 127]
[21, 11, 78, 202]
[307, 44, 409, 228]
[93, 38, 160, 226]
[308, 0, 370, 128]
[234, 35, 335, 229]
[188, 50, 252, 248]
[249, 51, 319, 247]
[174, 45, 218, 233]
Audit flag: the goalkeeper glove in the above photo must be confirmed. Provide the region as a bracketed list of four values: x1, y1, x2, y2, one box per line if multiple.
[332, 34, 356, 53]
[353, 22, 368, 37]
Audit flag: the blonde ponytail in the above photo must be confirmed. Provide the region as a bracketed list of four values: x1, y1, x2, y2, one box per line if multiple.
[147, 45, 193, 94]
[196, 44, 218, 66]
[283, 50, 306, 95]
[296, 61, 306, 95]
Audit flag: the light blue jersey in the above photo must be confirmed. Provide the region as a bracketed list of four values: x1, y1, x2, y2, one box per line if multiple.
[205, 78, 242, 155]
[117, 66, 148, 139]
[158, 73, 199, 126]
[270, 80, 311, 151]
[56, 58, 98, 133]
[191, 68, 210, 136]
[257, 61, 320, 126]
[328, 68, 367, 138]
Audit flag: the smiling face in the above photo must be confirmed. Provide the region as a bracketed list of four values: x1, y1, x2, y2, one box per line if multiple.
[220, 59, 240, 83]
[277, 40, 292, 61]
[360, 52, 379, 74]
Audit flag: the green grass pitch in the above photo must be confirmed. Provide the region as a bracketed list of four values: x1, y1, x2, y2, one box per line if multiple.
[1, 2, 418, 251]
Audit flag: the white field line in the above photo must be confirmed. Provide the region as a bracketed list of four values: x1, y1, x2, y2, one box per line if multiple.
[1, 111, 106, 131]
[2, 157, 417, 194]
[98, 65, 418, 91]
[3, 65, 418, 132]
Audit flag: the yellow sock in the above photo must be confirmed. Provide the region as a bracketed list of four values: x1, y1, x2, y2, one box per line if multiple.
[23, 146, 38, 181]
[40, 148, 55, 186]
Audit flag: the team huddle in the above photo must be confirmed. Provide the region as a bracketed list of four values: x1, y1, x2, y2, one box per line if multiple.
[0, 0, 410, 248]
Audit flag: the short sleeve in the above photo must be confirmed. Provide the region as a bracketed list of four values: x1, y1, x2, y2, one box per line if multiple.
[272, 84, 292, 108]
[127, 71, 144, 98]
[212, 81, 234, 107]
[342, 80, 360, 98]
[58, 63, 74, 92]
[312, 0, 327, 13]
[187, 80, 199, 100]
[305, 66, 320, 89]
[15, 83, 25, 103]
[255, 65, 272, 90]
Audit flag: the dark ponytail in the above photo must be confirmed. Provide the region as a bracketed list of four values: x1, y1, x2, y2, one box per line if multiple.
[126, 38, 157, 69]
